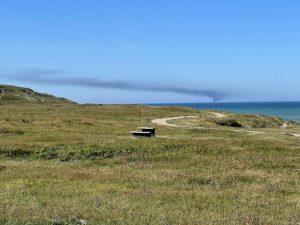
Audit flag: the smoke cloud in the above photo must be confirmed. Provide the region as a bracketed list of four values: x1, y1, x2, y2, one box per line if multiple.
[1, 68, 228, 102]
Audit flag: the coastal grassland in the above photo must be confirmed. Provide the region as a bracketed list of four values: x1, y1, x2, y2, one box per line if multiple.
[168, 111, 285, 129]
[0, 85, 72, 103]
[0, 103, 299, 225]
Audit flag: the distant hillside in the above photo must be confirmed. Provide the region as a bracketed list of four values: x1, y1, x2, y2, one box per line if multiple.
[0, 85, 74, 103]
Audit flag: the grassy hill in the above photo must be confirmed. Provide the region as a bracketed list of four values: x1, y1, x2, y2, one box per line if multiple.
[0, 94, 299, 224]
[0, 85, 74, 103]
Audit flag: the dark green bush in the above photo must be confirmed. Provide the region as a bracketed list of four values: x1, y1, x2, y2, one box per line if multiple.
[216, 119, 243, 128]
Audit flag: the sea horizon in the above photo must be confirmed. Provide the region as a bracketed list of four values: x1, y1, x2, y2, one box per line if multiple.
[148, 101, 300, 122]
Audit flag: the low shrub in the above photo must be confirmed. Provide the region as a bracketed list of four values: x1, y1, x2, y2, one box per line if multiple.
[216, 119, 243, 128]
[0, 128, 24, 135]
[1, 148, 31, 158]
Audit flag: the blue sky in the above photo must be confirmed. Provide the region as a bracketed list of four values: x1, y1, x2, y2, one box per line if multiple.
[0, 0, 300, 103]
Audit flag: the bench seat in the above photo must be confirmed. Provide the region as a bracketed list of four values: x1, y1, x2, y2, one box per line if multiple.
[138, 127, 156, 135]
[130, 131, 152, 137]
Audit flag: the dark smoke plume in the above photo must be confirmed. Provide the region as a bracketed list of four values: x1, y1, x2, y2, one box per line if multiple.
[1, 68, 228, 102]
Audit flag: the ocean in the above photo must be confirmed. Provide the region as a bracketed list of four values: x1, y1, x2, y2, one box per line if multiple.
[149, 102, 300, 122]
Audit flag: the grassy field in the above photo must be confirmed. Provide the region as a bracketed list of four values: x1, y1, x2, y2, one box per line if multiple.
[0, 85, 72, 103]
[0, 102, 299, 224]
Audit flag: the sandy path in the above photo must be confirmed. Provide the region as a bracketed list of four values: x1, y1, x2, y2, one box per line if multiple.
[151, 116, 198, 127]
[151, 113, 265, 135]
[151, 112, 225, 127]
[210, 112, 226, 118]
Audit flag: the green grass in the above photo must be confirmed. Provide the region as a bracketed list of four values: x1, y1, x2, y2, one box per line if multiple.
[0, 85, 72, 103]
[169, 111, 285, 129]
[0, 102, 299, 224]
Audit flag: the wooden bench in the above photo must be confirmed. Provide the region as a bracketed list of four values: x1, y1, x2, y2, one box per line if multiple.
[138, 127, 156, 136]
[130, 131, 152, 137]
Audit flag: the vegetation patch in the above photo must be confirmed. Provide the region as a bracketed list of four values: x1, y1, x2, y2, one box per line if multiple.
[36, 144, 134, 161]
[0, 101, 299, 224]
[188, 177, 213, 186]
[0, 84, 74, 103]
[0, 165, 6, 171]
[1, 148, 31, 158]
[0, 128, 24, 135]
[215, 119, 243, 128]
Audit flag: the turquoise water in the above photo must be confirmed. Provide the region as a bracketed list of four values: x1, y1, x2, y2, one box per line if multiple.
[149, 102, 300, 122]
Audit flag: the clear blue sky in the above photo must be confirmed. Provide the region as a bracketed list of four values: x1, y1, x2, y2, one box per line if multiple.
[0, 0, 299, 103]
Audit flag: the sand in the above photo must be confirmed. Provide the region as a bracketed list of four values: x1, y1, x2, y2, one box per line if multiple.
[151, 113, 265, 134]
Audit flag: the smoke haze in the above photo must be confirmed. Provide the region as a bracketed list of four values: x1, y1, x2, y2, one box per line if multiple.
[1, 68, 228, 102]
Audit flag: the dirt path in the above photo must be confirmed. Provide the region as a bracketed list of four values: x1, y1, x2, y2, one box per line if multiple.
[151, 113, 265, 135]
[210, 112, 226, 118]
[151, 112, 225, 127]
[151, 116, 198, 127]
[152, 113, 300, 137]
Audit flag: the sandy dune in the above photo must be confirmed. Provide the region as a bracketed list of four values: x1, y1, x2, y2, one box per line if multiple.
[152, 113, 264, 135]
[151, 116, 198, 127]
[151, 112, 300, 137]
[210, 112, 226, 118]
